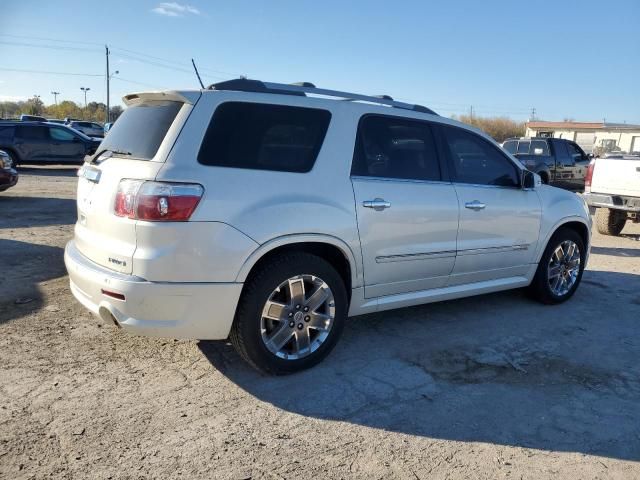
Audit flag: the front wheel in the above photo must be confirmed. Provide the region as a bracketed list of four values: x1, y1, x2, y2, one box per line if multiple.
[230, 252, 348, 374]
[528, 228, 586, 304]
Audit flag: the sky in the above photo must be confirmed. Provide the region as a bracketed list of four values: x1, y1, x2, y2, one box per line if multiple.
[0, 0, 639, 122]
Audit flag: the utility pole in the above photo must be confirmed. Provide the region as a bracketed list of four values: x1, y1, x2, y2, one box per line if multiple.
[106, 45, 110, 124]
[530, 107, 536, 121]
[33, 94, 41, 115]
[469, 105, 474, 120]
[51, 91, 60, 105]
[80, 87, 90, 118]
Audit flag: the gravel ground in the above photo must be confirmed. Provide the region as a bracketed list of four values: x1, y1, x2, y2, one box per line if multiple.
[1, 166, 639, 479]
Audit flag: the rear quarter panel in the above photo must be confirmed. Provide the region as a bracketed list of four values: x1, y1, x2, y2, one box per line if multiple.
[155, 92, 364, 287]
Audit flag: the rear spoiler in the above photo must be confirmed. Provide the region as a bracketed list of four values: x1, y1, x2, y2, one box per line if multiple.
[122, 90, 201, 106]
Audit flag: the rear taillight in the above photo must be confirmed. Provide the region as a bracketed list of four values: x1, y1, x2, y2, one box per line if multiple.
[114, 180, 203, 221]
[584, 160, 596, 193]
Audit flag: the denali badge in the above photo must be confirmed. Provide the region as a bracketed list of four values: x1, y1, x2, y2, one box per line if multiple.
[108, 257, 127, 267]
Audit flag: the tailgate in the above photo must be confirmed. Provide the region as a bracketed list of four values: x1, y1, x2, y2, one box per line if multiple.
[75, 159, 164, 274]
[591, 157, 640, 197]
[72, 93, 198, 274]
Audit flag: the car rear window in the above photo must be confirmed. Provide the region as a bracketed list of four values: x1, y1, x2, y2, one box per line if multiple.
[98, 101, 182, 160]
[530, 140, 549, 155]
[198, 102, 331, 173]
[502, 140, 517, 154]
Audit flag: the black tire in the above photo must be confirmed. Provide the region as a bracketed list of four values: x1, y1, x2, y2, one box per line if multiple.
[528, 227, 586, 305]
[4, 149, 19, 168]
[230, 252, 348, 375]
[595, 208, 626, 236]
[538, 172, 549, 185]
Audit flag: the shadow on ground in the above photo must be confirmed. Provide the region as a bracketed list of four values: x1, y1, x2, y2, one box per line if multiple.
[0, 240, 66, 324]
[199, 269, 640, 461]
[0, 196, 76, 228]
[17, 166, 79, 177]
[591, 245, 640, 257]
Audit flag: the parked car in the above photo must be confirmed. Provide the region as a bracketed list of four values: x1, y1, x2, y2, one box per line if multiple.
[20, 114, 47, 122]
[502, 137, 590, 191]
[47, 119, 66, 125]
[583, 153, 640, 235]
[0, 149, 18, 191]
[64, 79, 592, 374]
[68, 121, 104, 138]
[0, 121, 101, 166]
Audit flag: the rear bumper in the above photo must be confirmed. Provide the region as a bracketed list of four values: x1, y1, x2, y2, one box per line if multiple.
[0, 168, 18, 191]
[583, 192, 640, 212]
[64, 240, 242, 339]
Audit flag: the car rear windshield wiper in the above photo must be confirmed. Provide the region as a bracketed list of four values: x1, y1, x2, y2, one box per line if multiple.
[89, 149, 132, 164]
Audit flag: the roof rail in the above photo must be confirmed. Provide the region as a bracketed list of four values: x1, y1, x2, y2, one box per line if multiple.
[207, 79, 438, 116]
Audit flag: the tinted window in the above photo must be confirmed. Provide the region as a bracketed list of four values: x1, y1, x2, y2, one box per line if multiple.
[442, 125, 520, 187]
[502, 140, 517, 154]
[0, 126, 15, 141]
[566, 142, 585, 162]
[351, 116, 441, 181]
[49, 127, 76, 141]
[516, 141, 530, 154]
[198, 102, 331, 173]
[99, 101, 182, 160]
[530, 140, 549, 155]
[554, 141, 573, 166]
[16, 125, 48, 140]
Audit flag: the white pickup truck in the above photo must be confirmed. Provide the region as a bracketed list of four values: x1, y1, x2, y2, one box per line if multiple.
[583, 154, 640, 235]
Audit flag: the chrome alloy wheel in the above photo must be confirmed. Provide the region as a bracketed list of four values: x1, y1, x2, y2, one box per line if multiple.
[547, 240, 581, 296]
[260, 275, 336, 360]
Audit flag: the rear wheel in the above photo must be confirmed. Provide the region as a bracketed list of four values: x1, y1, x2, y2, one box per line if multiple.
[528, 228, 585, 304]
[230, 252, 347, 374]
[4, 150, 19, 168]
[595, 208, 626, 236]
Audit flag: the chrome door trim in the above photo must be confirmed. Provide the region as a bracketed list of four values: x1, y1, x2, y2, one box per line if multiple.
[375, 250, 456, 263]
[351, 175, 452, 186]
[456, 244, 529, 256]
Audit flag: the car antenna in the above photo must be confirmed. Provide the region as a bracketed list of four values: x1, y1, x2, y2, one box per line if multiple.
[191, 58, 205, 89]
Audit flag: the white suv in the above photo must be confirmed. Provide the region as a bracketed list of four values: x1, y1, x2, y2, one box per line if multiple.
[65, 79, 592, 373]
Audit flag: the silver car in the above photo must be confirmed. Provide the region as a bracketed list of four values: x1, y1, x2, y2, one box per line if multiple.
[68, 121, 104, 138]
[64, 80, 592, 374]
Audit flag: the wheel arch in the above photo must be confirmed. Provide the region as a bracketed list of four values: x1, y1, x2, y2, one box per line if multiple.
[235, 234, 360, 293]
[536, 217, 590, 263]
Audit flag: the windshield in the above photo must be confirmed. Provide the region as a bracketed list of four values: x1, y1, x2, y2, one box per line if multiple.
[98, 101, 182, 160]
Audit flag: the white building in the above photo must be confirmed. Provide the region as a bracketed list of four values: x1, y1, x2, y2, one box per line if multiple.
[525, 121, 640, 154]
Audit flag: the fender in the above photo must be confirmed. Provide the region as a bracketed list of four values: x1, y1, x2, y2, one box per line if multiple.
[534, 215, 591, 263]
[234, 233, 363, 288]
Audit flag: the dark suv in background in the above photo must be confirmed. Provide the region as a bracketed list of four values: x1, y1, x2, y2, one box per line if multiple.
[0, 121, 101, 166]
[502, 137, 590, 191]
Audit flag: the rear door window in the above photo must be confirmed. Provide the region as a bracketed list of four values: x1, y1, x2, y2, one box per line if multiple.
[351, 115, 441, 181]
[198, 102, 331, 173]
[0, 126, 15, 141]
[98, 101, 182, 160]
[16, 125, 48, 140]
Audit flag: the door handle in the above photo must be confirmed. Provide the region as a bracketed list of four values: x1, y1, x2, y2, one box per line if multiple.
[465, 200, 486, 210]
[363, 198, 391, 211]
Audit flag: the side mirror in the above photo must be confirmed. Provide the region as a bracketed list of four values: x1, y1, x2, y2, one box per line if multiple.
[522, 169, 536, 189]
[587, 153, 594, 159]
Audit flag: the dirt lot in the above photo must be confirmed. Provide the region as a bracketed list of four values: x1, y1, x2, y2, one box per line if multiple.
[1, 166, 640, 479]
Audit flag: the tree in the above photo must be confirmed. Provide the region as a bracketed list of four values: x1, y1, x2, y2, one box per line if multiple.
[453, 115, 525, 143]
[109, 105, 124, 122]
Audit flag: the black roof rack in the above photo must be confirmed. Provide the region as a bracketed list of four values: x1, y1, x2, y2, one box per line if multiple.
[207, 79, 438, 115]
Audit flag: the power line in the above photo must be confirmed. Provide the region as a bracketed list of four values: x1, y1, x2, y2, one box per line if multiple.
[0, 33, 104, 46]
[0, 40, 100, 53]
[0, 67, 103, 77]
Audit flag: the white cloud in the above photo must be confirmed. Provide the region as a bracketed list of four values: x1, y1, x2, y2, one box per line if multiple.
[151, 2, 201, 17]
